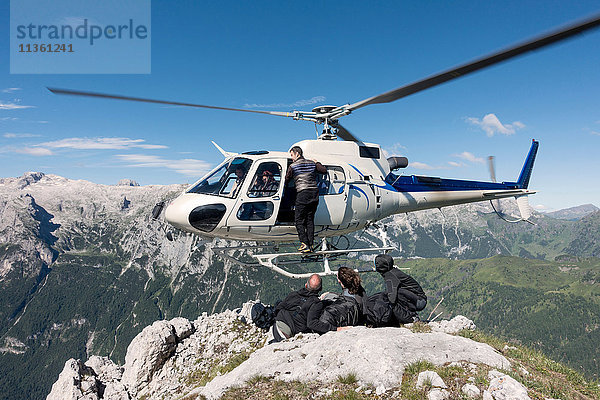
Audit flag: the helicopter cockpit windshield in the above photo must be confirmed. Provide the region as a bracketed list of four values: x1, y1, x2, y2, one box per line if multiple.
[188, 157, 253, 198]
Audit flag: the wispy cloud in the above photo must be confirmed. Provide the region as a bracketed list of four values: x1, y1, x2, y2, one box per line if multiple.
[37, 137, 167, 150]
[591, 131, 600, 136]
[448, 161, 465, 168]
[116, 154, 212, 176]
[382, 142, 407, 158]
[16, 147, 54, 156]
[466, 113, 524, 137]
[244, 96, 326, 109]
[0, 145, 53, 156]
[454, 151, 484, 164]
[2, 88, 21, 93]
[4, 133, 41, 138]
[0, 117, 19, 121]
[0, 102, 35, 110]
[410, 161, 441, 170]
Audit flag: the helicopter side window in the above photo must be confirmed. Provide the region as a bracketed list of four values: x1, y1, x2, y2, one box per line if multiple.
[317, 166, 345, 195]
[237, 201, 274, 221]
[247, 162, 282, 198]
[188, 157, 252, 198]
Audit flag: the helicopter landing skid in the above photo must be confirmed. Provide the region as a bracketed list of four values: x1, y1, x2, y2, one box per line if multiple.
[252, 245, 394, 279]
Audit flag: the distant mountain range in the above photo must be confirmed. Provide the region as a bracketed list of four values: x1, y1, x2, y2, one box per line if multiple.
[545, 203, 599, 220]
[1, 172, 599, 399]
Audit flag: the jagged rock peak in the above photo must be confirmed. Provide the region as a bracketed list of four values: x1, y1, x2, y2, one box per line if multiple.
[8, 171, 46, 188]
[21, 171, 45, 182]
[117, 179, 140, 187]
[47, 302, 517, 400]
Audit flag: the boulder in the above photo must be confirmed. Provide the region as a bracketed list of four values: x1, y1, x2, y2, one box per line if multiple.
[487, 370, 531, 399]
[121, 319, 187, 396]
[201, 325, 509, 399]
[416, 371, 447, 389]
[429, 315, 476, 333]
[462, 383, 481, 398]
[46, 359, 99, 400]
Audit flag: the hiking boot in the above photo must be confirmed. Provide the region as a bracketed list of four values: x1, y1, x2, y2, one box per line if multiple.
[298, 243, 309, 252]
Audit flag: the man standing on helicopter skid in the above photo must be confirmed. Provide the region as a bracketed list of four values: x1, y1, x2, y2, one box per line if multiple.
[286, 146, 327, 253]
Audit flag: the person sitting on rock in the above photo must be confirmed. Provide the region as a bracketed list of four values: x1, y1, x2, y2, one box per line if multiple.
[270, 273, 323, 342]
[374, 254, 427, 324]
[307, 267, 365, 334]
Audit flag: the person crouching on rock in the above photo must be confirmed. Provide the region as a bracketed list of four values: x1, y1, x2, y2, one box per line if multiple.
[307, 267, 365, 334]
[271, 274, 323, 342]
[375, 254, 427, 324]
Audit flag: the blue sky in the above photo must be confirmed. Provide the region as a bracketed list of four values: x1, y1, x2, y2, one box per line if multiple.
[1, 1, 599, 211]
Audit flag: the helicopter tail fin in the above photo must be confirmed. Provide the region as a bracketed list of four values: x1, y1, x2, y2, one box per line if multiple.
[516, 139, 539, 189]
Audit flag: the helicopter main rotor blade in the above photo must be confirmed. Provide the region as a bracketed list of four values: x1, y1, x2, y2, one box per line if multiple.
[47, 87, 294, 118]
[333, 122, 360, 142]
[347, 14, 600, 111]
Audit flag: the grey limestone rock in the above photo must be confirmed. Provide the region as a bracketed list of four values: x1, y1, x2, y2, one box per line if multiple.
[201, 325, 509, 399]
[85, 356, 123, 383]
[487, 370, 531, 399]
[429, 315, 476, 333]
[428, 388, 449, 400]
[462, 383, 481, 398]
[416, 371, 447, 389]
[46, 359, 99, 400]
[121, 318, 193, 397]
[47, 303, 518, 400]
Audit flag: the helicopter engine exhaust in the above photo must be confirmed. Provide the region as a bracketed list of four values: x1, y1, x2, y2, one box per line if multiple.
[387, 156, 409, 170]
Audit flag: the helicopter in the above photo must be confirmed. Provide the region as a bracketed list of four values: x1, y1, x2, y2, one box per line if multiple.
[49, 14, 600, 278]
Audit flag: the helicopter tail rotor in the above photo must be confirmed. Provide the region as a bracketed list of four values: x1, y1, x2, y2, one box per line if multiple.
[487, 155, 503, 215]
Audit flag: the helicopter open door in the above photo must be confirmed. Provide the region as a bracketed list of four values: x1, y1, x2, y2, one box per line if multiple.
[225, 159, 286, 237]
[315, 166, 347, 226]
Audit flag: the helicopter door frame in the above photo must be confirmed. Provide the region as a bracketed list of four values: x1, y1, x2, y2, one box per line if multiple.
[314, 165, 347, 226]
[225, 158, 286, 234]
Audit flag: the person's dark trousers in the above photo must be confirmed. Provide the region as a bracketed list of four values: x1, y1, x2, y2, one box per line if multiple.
[295, 189, 319, 247]
[391, 297, 417, 324]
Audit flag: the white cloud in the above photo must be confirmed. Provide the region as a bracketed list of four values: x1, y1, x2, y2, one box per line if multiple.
[38, 137, 167, 150]
[466, 113, 525, 137]
[0, 102, 35, 110]
[15, 147, 54, 156]
[454, 151, 484, 164]
[0, 117, 19, 121]
[4, 133, 41, 138]
[591, 131, 600, 136]
[116, 154, 212, 177]
[448, 161, 465, 168]
[382, 142, 407, 158]
[410, 161, 439, 170]
[244, 96, 326, 109]
[2, 88, 21, 93]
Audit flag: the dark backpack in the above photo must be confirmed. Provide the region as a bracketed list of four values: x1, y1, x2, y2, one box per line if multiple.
[251, 303, 276, 330]
[320, 295, 360, 327]
[362, 292, 394, 327]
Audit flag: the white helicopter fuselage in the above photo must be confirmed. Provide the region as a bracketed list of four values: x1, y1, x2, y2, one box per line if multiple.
[164, 139, 537, 242]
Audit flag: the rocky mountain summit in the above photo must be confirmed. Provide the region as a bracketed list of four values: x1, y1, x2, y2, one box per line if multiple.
[2, 172, 599, 400]
[48, 302, 547, 400]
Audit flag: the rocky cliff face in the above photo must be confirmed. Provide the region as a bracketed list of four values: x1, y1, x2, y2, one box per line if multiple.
[50, 302, 552, 400]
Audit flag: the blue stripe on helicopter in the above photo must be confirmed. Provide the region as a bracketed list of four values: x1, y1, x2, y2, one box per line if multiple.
[384, 173, 520, 192]
[348, 163, 364, 177]
[349, 184, 370, 210]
